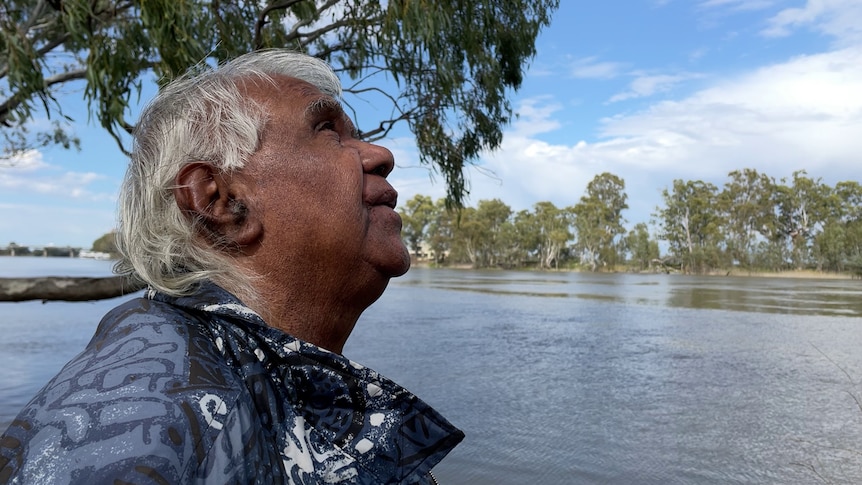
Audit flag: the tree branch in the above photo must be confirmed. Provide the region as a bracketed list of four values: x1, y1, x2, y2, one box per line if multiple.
[0, 69, 87, 124]
[292, 17, 355, 49]
[252, 0, 305, 49]
[0, 276, 146, 302]
[357, 111, 413, 141]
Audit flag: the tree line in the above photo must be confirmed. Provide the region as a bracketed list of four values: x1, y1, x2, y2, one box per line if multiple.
[399, 169, 862, 275]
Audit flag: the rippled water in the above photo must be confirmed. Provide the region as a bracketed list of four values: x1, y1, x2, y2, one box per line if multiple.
[2, 258, 862, 484]
[348, 269, 862, 484]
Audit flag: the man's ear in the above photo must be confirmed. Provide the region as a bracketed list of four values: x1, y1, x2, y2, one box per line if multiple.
[173, 162, 262, 249]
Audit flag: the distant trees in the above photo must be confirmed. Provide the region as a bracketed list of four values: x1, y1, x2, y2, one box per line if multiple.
[651, 170, 862, 274]
[403, 173, 628, 270]
[404, 169, 862, 276]
[91, 231, 117, 254]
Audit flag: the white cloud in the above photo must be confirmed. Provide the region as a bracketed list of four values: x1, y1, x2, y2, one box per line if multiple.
[510, 96, 562, 137]
[0, 151, 114, 202]
[763, 0, 862, 46]
[700, 0, 777, 12]
[393, 44, 862, 229]
[599, 46, 862, 168]
[569, 56, 626, 79]
[609, 72, 704, 103]
[2, 150, 51, 172]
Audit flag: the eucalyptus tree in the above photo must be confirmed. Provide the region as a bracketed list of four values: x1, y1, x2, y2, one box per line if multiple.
[425, 198, 454, 265]
[717, 169, 774, 269]
[835, 181, 862, 270]
[475, 198, 513, 267]
[771, 171, 836, 269]
[506, 209, 542, 268]
[398, 194, 435, 259]
[571, 172, 628, 271]
[812, 180, 862, 272]
[1, 0, 559, 300]
[447, 198, 513, 268]
[3, 0, 558, 204]
[531, 201, 571, 270]
[654, 179, 724, 274]
[449, 205, 482, 266]
[622, 222, 659, 271]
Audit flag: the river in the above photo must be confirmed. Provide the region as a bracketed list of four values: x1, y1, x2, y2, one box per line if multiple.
[2, 256, 862, 484]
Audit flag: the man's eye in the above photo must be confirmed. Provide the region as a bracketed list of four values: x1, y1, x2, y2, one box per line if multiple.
[317, 120, 337, 132]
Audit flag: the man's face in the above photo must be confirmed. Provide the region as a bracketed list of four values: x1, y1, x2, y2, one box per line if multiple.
[241, 76, 410, 300]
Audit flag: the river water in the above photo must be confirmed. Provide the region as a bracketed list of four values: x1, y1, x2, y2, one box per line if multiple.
[2, 256, 862, 484]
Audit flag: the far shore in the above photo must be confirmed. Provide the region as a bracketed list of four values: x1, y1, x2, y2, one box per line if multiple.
[409, 261, 858, 281]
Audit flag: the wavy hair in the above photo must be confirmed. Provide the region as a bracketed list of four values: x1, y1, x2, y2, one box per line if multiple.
[114, 50, 341, 298]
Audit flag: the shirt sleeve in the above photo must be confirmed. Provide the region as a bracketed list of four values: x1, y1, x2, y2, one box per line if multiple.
[0, 298, 247, 484]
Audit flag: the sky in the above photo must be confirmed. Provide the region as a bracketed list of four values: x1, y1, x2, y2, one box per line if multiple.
[2, 0, 862, 248]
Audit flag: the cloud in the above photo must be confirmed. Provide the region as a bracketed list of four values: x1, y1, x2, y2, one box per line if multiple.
[699, 0, 777, 11]
[2, 150, 51, 172]
[393, 44, 862, 230]
[598, 45, 862, 173]
[0, 150, 114, 202]
[511, 96, 563, 137]
[763, 0, 862, 46]
[569, 56, 627, 80]
[609, 72, 704, 103]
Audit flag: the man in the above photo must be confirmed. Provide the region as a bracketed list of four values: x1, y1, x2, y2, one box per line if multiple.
[0, 50, 463, 484]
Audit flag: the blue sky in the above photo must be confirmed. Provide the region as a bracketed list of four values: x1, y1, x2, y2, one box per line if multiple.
[2, 0, 862, 248]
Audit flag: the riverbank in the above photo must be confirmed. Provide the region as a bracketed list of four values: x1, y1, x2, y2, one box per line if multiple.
[723, 269, 855, 280]
[410, 261, 858, 280]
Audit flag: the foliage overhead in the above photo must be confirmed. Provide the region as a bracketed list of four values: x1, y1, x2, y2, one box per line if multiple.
[0, 0, 560, 206]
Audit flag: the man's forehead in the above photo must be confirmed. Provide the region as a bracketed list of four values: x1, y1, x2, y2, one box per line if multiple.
[240, 74, 355, 134]
[273, 77, 348, 119]
[241, 75, 338, 108]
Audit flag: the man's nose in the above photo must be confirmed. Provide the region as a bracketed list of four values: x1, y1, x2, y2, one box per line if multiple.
[361, 142, 395, 178]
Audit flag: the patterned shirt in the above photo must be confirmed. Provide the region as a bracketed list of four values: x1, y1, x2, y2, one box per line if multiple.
[0, 283, 463, 484]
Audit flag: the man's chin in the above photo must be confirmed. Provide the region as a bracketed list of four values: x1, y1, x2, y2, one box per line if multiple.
[386, 250, 411, 278]
[362, 235, 411, 278]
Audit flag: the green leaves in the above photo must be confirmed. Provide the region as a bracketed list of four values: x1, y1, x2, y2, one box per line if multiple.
[1, 0, 559, 203]
[572, 173, 628, 270]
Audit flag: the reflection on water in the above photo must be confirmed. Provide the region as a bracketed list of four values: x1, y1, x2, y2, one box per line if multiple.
[406, 270, 862, 318]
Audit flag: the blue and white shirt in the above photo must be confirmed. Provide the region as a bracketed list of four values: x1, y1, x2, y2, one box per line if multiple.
[0, 283, 463, 484]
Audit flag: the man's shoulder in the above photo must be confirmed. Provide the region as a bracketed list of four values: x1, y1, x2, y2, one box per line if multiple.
[0, 296, 249, 484]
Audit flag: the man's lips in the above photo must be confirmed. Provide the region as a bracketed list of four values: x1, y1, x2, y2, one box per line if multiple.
[368, 185, 398, 209]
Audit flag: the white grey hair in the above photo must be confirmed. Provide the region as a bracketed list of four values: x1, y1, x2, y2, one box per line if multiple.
[114, 49, 342, 297]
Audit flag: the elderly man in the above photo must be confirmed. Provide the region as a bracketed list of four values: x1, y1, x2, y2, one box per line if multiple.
[0, 50, 463, 484]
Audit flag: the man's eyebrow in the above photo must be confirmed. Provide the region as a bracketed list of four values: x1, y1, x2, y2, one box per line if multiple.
[305, 97, 358, 136]
[305, 97, 342, 120]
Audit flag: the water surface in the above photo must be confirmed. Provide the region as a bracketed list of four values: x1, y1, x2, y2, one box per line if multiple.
[2, 258, 861, 484]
